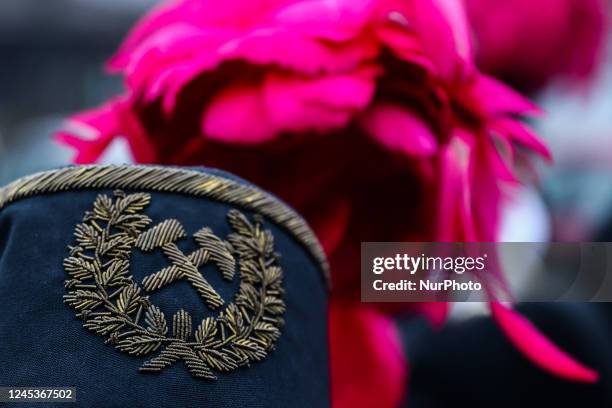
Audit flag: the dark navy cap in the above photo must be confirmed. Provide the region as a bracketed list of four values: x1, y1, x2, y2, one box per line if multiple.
[0, 165, 329, 407]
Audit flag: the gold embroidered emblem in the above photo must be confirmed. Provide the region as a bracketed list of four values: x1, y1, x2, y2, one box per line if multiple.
[63, 190, 285, 380]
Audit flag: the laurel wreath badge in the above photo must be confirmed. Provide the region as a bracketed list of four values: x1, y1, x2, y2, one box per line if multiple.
[63, 190, 285, 380]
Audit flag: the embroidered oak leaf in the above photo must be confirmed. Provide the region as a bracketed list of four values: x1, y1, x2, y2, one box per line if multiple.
[74, 223, 101, 250]
[195, 317, 217, 345]
[92, 194, 114, 221]
[263, 296, 286, 315]
[114, 214, 152, 234]
[172, 309, 192, 341]
[227, 210, 275, 260]
[116, 284, 142, 314]
[253, 322, 281, 345]
[263, 266, 283, 288]
[118, 334, 162, 356]
[235, 282, 259, 311]
[100, 259, 130, 287]
[226, 209, 255, 236]
[64, 256, 96, 281]
[196, 348, 238, 372]
[237, 259, 263, 285]
[113, 191, 151, 216]
[64, 290, 103, 311]
[144, 305, 168, 337]
[84, 315, 126, 336]
[100, 233, 133, 257]
[220, 304, 247, 337]
[231, 339, 266, 363]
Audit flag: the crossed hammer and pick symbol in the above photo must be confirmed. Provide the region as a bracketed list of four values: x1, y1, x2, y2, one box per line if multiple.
[134, 219, 236, 310]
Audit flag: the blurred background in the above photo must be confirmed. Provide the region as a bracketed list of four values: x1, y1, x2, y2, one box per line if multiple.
[1, 0, 610, 244]
[0, 0, 153, 179]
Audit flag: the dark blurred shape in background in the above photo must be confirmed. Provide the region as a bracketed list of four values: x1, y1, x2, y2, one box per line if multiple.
[0, 0, 155, 181]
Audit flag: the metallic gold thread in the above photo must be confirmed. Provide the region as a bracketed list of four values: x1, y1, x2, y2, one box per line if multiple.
[0, 165, 328, 284]
[64, 191, 286, 380]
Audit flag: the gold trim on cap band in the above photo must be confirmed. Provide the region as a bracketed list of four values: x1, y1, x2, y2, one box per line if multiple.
[0, 165, 329, 284]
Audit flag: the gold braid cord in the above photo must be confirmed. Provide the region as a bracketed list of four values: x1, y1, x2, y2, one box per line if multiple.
[0, 165, 329, 283]
[63, 190, 285, 380]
